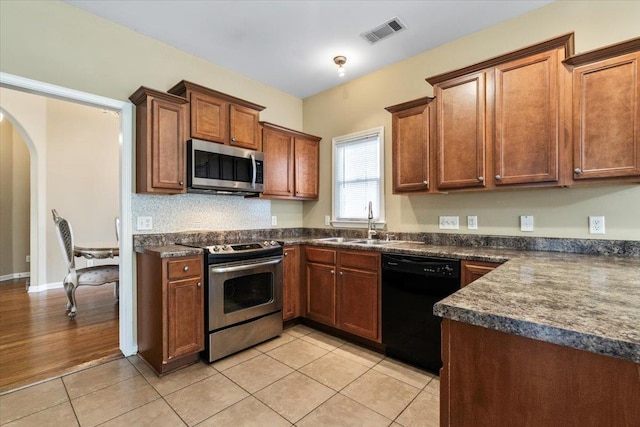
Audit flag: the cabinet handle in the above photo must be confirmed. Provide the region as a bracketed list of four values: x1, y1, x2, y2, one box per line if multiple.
[478, 176, 484, 182]
[495, 175, 502, 181]
[231, 137, 237, 143]
[422, 180, 428, 186]
[183, 266, 189, 272]
[197, 282, 201, 287]
[574, 168, 582, 175]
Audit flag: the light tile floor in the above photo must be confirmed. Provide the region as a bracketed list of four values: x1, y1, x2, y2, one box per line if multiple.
[0, 325, 439, 426]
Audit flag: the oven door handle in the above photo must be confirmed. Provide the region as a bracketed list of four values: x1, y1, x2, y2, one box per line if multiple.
[210, 257, 282, 274]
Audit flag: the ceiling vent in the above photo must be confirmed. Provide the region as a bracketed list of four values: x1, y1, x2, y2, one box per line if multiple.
[361, 17, 407, 44]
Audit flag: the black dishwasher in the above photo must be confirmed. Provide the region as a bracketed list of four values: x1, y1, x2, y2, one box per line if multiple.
[382, 253, 460, 374]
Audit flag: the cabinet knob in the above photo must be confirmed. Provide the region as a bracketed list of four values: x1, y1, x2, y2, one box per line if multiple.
[478, 176, 484, 182]
[331, 270, 335, 275]
[422, 180, 428, 186]
[339, 271, 344, 276]
[179, 181, 184, 186]
[197, 282, 201, 287]
[495, 175, 502, 181]
[284, 252, 288, 257]
[231, 137, 237, 143]
[574, 168, 582, 175]
[183, 266, 189, 272]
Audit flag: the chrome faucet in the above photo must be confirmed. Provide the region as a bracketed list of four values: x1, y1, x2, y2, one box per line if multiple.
[367, 201, 377, 240]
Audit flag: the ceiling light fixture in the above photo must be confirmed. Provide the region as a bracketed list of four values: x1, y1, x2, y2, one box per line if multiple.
[334, 56, 347, 77]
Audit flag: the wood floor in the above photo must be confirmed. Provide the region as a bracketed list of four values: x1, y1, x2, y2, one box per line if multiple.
[0, 279, 121, 393]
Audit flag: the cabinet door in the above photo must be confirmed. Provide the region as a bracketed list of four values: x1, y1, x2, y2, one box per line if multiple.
[393, 104, 431, 192]
[166, 276, 204, 360]
[294, 137, 320, 199]
[494, 50, 560, 185]
[149, 97, 187, 193]
[337, 267, 380, 342]
[262, 127, 294, 197]
[572, 51, 640, 180]
[436, 72, 487, 189]
[305, 262, 336, 326]
[190, 91, 228, 144]
[283, 246, 300, 321]
[230, 104, 261, 150]
[461, 260, 501, 287]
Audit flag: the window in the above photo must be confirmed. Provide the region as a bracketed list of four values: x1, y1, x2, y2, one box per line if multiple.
[332, 127, 385, 228]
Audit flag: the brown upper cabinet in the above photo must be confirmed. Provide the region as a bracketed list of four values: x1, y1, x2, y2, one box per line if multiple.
[563, 37, 640, 183]
[385, 97, 435, 193]
[260, 122, 322, 200]
[129, 86, 189, 194]
[168, 80, 265, 151]
[426, 33, 575, 192]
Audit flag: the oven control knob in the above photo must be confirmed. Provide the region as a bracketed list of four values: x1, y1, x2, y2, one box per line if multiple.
[270, 240, 278, 246]
[222, 245, 229, 251]
[210, 246, 220, 253]
[263, 241, 269, 246]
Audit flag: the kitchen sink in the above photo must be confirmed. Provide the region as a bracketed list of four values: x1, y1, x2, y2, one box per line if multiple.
[351, 239, 399, 245]
[315, 237, 359, 243]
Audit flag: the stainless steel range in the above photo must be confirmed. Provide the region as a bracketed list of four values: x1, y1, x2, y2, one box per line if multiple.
[182, 240, 283, 363]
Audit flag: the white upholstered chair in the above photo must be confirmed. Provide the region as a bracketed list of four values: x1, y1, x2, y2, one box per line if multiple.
[52, 209, 119, 319]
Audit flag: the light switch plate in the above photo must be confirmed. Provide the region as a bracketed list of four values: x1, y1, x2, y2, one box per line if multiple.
[271, 216, 278, 226]
[520, 215, 534, 232]
[439, 216, 459, 230]
[325, 215, 331, 226]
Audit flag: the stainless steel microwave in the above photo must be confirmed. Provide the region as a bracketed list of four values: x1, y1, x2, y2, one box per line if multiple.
[187, 139, 264, 196]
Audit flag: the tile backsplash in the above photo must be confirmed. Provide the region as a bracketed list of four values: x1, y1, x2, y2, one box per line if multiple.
[132, 193, 271, 234]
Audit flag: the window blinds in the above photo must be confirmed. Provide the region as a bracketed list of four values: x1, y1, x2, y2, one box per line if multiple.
[334, 134, 381, 221]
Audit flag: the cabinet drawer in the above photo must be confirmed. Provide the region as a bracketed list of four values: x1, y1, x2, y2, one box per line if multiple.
[306, 247, 336, 265]
[339, 251, 380, 271]
[167, 257, 202, 280]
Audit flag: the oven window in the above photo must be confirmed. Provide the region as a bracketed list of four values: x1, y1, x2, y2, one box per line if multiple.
[223, 272, 273, 313]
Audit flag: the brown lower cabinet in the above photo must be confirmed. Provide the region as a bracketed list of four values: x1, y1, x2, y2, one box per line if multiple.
[304, 247, 381, 342]
[137, 253, 204, 374]
[460, 260, 502, 287]
[282, 245, 301, 321]
[440, 319, 640, 426]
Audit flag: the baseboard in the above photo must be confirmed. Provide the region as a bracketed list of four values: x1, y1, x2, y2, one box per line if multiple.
[28, 282, 64, 293]
[0, 272, 31, 282]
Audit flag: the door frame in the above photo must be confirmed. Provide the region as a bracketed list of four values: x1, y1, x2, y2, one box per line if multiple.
[0, 72, 136, 356]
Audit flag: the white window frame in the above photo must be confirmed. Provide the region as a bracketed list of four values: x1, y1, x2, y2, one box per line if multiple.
[331, 126, 385, 229]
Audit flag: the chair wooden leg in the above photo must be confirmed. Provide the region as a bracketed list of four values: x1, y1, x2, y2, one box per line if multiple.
[67, 284, 78, 319]
[63, 281, 73, 311]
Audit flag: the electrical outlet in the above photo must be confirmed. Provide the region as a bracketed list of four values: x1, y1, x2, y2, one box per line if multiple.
[325, 215, 331, 226]
[136, 216, 153, 231]
[589, 216, 605, 234]
[271, 216, 278, 226]
[467, 216, 478, 230]
[520, 215, 534, 232]
[439, 216, 459, 230]
[26, 255, 30, 263]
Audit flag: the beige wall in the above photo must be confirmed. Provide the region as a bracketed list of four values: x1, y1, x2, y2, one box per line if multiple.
[0, 119, 30, 278]
[0, 0, 305, 231]
[302, 0, 640, 240]
[45, 98, 120, 282]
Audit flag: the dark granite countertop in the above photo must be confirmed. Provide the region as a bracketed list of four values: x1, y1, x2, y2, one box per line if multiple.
[135, 236, 640, 363]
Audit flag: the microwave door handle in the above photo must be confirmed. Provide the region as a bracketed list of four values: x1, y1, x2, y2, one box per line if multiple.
[250, 153, 256, 188]
[210, 257, 282, 274]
